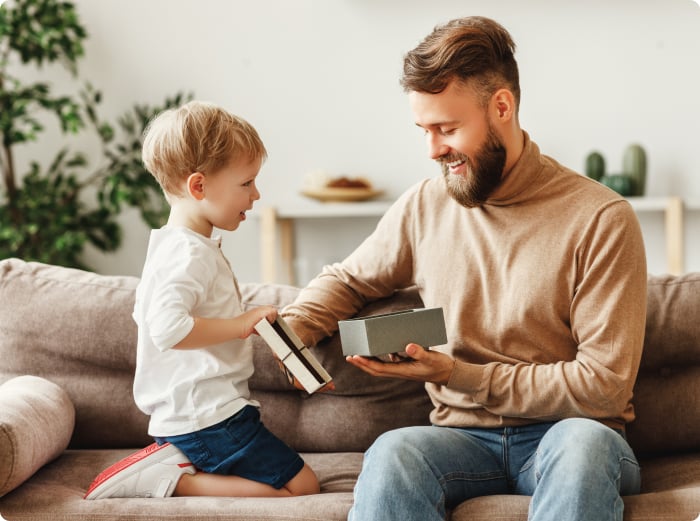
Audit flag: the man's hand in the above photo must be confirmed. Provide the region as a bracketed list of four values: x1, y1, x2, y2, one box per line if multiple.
[345, 343, 455, 385]
[273, 356, 336, 392]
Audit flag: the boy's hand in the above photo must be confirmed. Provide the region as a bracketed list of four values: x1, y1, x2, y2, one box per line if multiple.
[240, 306, 278, 338]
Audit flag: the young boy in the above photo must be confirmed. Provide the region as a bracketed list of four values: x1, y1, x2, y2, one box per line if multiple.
[84, 101, 319, 499]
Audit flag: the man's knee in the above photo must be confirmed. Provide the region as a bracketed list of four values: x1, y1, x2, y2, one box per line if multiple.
[364, 426, 434, 471]
[540, 418, 627, 459]
[535, 418, 639, 489]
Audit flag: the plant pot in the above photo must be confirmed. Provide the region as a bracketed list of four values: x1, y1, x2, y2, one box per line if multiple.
[601, 174, 635, 197]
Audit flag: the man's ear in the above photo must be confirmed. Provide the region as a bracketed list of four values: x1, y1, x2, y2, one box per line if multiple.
[492, 88, 516, 122]
[186, 172, 206, 200]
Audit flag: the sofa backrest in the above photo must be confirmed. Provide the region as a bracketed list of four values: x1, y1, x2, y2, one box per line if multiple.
[243, 283, 433, 452]
[0, 259, 431, 451]
[1, 258, 698, 455]
[0, 259, 150, 449]
[625, 272, 700, 456]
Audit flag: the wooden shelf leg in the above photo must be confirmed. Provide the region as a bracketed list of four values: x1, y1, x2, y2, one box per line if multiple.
[260, 207, 296, 285]
[279, 218, 295, 286]
[665, 197, 684, 275]
[260, 207, 278, 283]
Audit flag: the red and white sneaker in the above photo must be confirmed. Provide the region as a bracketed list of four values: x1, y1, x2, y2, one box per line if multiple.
[84, 442, 196, 499]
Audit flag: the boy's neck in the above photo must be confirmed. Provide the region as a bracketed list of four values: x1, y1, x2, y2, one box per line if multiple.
[167, 203, 213, 238]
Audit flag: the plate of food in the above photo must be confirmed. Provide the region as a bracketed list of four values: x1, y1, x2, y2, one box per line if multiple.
[301, 176, 383, 202]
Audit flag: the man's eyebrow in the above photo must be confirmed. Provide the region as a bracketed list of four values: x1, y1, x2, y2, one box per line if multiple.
[415, 120, 461, 129]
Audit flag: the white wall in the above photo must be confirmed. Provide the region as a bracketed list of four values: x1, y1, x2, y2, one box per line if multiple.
[12, 0, 700, 281]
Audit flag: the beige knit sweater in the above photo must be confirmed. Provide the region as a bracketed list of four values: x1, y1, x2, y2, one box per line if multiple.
[283, 133, 647, 430]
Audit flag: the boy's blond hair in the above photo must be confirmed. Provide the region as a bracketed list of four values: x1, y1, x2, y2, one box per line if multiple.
[142, 100, 267, 197]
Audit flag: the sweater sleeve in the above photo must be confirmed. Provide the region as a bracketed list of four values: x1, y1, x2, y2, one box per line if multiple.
[282, 184, 422, 347]
[445, 200, 647, 424]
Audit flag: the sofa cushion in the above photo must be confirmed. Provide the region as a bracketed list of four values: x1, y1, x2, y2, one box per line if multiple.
[627, 272, 700, 455]
[0, 259, 150, 449]
[0, 449, 360, 521]
[0, 375, 75, 497]
[640, 272, 700, 370]
[0, 259, 432, 453]
[245, 283, 433, 452]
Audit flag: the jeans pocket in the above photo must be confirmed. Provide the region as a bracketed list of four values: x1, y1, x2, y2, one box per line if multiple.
[618, 457, 641, 495]
[166, 431, 212, 471]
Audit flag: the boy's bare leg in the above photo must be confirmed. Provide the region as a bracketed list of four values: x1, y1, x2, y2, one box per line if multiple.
[282, 463, 320, 496]
[173, 463, 319, 497]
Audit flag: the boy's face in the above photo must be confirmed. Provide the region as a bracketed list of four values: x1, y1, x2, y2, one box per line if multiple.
[200, 156, 262, 232]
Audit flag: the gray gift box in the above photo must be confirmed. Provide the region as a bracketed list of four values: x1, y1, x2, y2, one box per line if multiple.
[339, 307, 447, 357]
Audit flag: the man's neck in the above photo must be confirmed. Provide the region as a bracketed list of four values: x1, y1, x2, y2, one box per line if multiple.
[502, 128, 525, 177]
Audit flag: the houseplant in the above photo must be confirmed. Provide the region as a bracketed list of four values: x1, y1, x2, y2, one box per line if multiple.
[0, 0, 188, 269]
[584, 144, 647, 197]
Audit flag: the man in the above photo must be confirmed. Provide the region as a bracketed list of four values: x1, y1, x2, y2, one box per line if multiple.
[282, 16, 646, 521]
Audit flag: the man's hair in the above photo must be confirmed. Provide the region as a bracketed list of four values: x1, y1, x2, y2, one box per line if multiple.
[142, 100, 267, 197]
[400, 16, 520, 109]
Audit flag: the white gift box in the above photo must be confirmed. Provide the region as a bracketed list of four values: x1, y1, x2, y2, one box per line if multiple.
[255, 316, 333, 394]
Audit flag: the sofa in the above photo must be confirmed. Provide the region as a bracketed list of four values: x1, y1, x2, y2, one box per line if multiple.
[0, 257, 699, 520]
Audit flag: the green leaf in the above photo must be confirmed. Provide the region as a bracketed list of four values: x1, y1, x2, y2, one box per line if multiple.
[0, 1, 192, 268]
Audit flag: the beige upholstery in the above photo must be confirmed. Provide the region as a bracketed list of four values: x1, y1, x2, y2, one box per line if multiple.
[0, 258, 699, 519]
[0, 375, 75, 497]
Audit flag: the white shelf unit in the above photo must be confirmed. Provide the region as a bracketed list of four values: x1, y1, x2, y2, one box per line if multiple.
[258, 199, 393, 284]
[258, 196, 694, 284]
[627, 197, 685, 275]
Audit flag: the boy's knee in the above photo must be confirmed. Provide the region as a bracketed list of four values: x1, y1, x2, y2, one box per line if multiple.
[286, 464, 320, 496]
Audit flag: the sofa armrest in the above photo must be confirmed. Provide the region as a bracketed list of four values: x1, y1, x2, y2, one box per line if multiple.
[0, 375, 75, 497]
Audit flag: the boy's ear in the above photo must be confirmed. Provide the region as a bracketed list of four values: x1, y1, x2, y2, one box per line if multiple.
[186, 172, 206, 200]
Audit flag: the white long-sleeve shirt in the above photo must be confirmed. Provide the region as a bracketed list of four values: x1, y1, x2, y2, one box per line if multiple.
[133, 226, 257, 437]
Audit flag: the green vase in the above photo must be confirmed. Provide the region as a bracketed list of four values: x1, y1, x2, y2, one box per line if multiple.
[623, 144, 647, 196]
[585, 151, 606, 181]
[601, 174, 635, 197]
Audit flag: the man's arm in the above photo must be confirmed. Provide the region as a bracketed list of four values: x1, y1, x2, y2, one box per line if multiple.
[346, 200, 647, 424]
[282, 187, 421, 346]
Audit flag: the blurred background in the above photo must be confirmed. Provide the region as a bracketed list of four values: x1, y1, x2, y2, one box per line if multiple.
[5, 0, 700, 283]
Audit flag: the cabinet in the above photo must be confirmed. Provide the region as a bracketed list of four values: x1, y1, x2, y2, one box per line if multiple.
[258, 196, 692, 284]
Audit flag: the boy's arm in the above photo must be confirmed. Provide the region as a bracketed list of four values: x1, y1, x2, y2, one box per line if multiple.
[173, 306, 277, 350]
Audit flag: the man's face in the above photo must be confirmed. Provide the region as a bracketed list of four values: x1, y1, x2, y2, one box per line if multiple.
[409, 81, 506, 207]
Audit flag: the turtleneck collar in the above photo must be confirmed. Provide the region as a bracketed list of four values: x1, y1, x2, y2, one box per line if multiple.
[484, 131, 547, 207]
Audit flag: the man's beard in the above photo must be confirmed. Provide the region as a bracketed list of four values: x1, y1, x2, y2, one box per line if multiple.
[440, 125, 507, 208]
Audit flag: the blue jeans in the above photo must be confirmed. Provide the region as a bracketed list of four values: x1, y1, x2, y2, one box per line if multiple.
[156, 406, 304, 489]
[348, 418, 640, 521]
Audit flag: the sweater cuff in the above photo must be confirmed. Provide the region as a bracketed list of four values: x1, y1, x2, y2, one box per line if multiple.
[281, 313, 324, 348]
[447, 360, 488, 400]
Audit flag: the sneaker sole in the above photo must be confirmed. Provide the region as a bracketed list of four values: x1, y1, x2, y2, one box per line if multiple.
[84, 442, 193, 500]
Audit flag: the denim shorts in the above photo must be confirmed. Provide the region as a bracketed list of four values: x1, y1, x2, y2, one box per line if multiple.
[156, 405, 304, 489]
